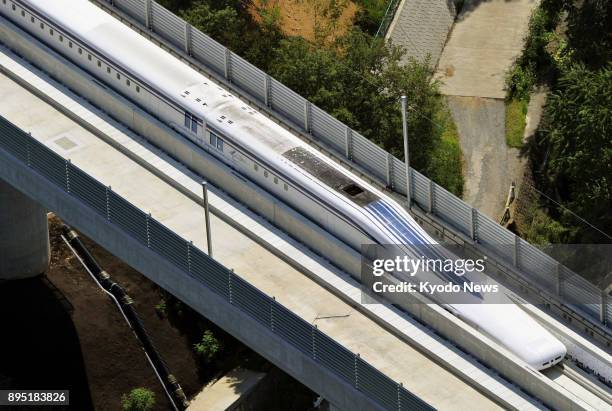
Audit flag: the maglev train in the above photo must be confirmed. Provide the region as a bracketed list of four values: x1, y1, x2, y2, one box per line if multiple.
[3, 0, 566, 370]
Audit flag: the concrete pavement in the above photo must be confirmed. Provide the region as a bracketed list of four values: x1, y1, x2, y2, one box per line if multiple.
[435, 0, 539, 99]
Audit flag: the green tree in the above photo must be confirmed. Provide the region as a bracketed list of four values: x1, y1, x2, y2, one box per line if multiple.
[269, 29, 441, 172]
[194, 330, 222, 363]
[121, 388, 155, 411]
[532, 63, 612, 242]
[180, 2, 242, 49]
[563, 0, 611, 69]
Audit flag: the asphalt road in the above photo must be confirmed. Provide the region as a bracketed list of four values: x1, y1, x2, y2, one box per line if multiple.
[447, 96, 525, 219]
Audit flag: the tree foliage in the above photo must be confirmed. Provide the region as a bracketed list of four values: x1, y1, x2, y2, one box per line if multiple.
[121, 388, 155, 411]
[531, 64, 612, 242]
[269, 31, 441, 173]
[194, 330, 222, 363]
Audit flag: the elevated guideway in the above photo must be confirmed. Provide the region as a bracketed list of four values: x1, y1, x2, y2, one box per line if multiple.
[0, 3, 608, 409]
[89, 0, 611, 349]
[0, 46, 505, 411]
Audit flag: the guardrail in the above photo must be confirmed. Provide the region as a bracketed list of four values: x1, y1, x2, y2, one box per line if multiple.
[0, 115, 434, 411]
[375, 0, 403, 39]
[95, 0, 609, 331]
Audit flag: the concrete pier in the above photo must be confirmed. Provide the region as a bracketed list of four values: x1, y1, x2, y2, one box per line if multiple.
[0, 179, 49, 280]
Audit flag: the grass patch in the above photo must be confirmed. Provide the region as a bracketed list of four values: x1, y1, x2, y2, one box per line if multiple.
[505, 98, 528, 148]
[426, 104, 464, 197]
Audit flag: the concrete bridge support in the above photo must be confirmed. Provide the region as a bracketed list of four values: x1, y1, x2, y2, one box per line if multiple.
[0, 179, 49, 280]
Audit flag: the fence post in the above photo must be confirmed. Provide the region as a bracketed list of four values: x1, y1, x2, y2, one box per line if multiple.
[354, 353, 359, 389]
[144, 0, 152, 30]
[600, 291, 607, 325]
[224, 48, 231, 81]
[312, 324, 317, 360]
[397, 383, 402, 411]
[187, 241, 192, 274]
[270, 296, 275, 331]
[183, 23, 192, 55]
[228, 268, 233, 303]
[555, 263, 563, 296]
[345, 127, 352, 160]
[428, 179, 434, 214]
[401, 96, 411, 205]
[105, 186, 111, 221]
[146, 212, 151, 248]
[65, 159, 71, 193]
[304, 101, 311, 133]
[386, 153, 393, 188]
[513, 235, 520, 268]
[264, 75, 271, 107]
[470, 208, 477, 241]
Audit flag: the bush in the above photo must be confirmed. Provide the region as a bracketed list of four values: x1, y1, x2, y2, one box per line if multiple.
[121, 388, 155, 411]
[194, 330, 221, 363]
[505, 98, 528, 148]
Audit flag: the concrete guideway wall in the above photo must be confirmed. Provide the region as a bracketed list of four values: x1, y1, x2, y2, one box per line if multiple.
[0, 178, 49, 279]
[0, 146, 391, 411]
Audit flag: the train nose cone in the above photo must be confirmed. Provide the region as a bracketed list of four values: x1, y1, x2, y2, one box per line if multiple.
[525, 338, 567, 370]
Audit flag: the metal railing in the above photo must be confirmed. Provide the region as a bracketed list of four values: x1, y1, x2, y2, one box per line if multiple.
[375, 0, 403, 39]
[95, 0, 609, 331]
[0, 116, 434, 411]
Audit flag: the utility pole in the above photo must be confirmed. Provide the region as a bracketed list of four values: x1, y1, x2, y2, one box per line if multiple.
[401, 95, 411, 205]
[201, 182, 213, 258]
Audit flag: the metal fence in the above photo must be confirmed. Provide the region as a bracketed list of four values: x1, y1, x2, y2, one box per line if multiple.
[97, 0, 610, 330]
[0, 116, 434, 411]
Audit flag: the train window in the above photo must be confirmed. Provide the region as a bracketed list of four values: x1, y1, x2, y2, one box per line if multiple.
[88, 54, 92, 61]
[217, 138, 223, 151]
[50, 29, 54, 36]
[29, 16, 33, 22]
[78, 48, 82, 55]
[97, 60, 101, 67]
[284, 183, 289, 191]
[20, 10, 24, 17]
[40, 23, 44, 29]
[126, 79, 130, 87]
[264, 170, 268, 178]
[184, 113, 190, 128]
[254, 164, 258, 171]
[69, 41, 73, 48]
[107, 67, 111, 74]
[116, 73, 121, 80]
[12, 5, 15, 11]
[136, 86, 140, 93]
[274, 177, 278, 184]
[191, 118, 197, 133]
[210, 133, 217, 147]
[59, 35, 63, 42]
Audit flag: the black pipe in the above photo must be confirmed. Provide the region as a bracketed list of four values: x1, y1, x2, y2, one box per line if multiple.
[61, 225, 189, 410]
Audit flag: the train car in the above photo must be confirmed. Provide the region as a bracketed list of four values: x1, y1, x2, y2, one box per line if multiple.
[2, 0, 566, 370]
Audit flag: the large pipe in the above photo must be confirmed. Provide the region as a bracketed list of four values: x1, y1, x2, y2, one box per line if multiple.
[61, 225, 189, 410]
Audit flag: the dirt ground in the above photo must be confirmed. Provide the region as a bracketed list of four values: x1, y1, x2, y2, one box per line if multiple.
[0, 214, 315, 410]
[249, 0, 357, 42]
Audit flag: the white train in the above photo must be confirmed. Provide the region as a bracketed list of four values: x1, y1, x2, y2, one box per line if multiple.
[3, 0, 566, 370]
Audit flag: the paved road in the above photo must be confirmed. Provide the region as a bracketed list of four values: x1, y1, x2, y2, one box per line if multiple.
[436, 0, 539, 98]
[433, 0, 537, 218]
[447, 96, 525, 219]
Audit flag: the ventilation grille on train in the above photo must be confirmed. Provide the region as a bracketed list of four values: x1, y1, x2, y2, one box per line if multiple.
[342, 183, 364, 196]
